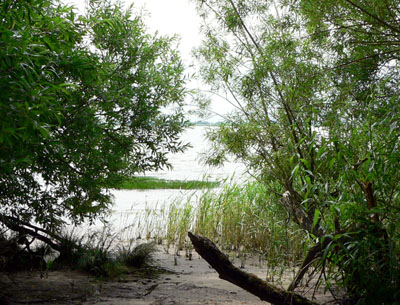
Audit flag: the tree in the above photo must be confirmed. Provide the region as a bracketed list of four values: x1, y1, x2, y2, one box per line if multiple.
[0, 0, 189, 244]
[192, 0, 400, 303]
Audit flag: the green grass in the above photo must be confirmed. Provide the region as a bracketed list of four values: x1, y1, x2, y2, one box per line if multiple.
[115, 176, 220, 190]
[51, 228, 161, 278]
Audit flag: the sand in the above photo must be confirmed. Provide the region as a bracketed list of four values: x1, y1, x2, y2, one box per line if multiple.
[1, 249, 333, 305]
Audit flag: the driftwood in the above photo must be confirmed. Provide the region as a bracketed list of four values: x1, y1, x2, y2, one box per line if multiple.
[188, 232, 319, 305]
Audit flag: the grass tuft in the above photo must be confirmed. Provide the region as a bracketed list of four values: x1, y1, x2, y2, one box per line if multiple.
[51, 227, 160, 278]
[54, 228, 126, 277]
[118, 241, 157, 268]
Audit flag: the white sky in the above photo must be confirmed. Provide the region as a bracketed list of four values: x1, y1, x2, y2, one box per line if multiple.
[66, 0, 201, 63]
[65, 0, 234, 120]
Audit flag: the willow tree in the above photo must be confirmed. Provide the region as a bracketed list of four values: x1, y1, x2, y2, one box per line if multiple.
[192, 0, 400, 303]
[0, 0, 189, 247]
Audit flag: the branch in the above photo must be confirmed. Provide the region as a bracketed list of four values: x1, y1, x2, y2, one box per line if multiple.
[226, 0, 306, 166]
[288, 237, 333, 292]
[0, 215, 63, 252]
[0, 214, 81, 253]
[188, 232, 319, 305]
[344, 0, 400, 35]
[332, 48, 400, 70]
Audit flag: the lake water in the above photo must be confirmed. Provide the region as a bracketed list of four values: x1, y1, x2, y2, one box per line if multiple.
[104, 126, 247, 234]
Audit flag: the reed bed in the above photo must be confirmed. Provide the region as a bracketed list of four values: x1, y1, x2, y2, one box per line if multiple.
[96, 180, 308, 276]
[118, 181, 307, 268]
[190, 181, 307, 267]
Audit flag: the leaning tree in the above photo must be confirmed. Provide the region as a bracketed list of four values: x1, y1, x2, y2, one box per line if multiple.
[191, 0, 400, 304]
[0, 0, 189, 250]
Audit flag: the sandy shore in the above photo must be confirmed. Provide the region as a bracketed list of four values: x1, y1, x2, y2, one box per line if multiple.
[1, 248, 333, 305]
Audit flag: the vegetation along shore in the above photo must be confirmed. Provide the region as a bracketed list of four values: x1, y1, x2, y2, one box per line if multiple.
[1, 0, 400, 304]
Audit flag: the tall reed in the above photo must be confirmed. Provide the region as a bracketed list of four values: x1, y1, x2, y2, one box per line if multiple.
[100, 179, 307, 270]
[165, 181, 307, 267]
[166, 196, 194, 253]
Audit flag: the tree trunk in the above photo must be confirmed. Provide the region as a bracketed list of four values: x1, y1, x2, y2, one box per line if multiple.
[288, 237, 334, 291]
[188, 232, 319, 305]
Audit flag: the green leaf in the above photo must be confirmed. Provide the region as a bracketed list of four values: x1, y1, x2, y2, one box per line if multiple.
[312, 208, 320, 231]
[43, 36, 54, 51]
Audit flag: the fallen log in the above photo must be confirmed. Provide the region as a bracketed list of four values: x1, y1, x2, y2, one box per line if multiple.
[188, 232, 319, 305]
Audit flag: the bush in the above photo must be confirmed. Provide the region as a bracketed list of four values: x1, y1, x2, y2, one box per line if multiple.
[118, 242, 157, 268]
[0, 232, 49, 272]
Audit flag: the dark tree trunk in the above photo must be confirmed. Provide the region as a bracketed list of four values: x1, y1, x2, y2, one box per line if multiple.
[188, 232, 319, 305]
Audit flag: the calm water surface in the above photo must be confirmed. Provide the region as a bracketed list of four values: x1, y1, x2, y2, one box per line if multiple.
[109, 126, 246, 217]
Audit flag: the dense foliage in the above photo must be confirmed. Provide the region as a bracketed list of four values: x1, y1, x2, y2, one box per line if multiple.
[0, 0, 189, 232]
[194, 0, 400, 303]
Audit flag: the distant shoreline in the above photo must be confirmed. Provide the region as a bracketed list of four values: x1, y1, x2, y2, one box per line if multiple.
[192, 121, 222, 126]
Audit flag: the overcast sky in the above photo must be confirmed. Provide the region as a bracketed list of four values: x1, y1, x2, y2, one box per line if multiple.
[66, 0, 201, 62]
[65, 0, 232, 120]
